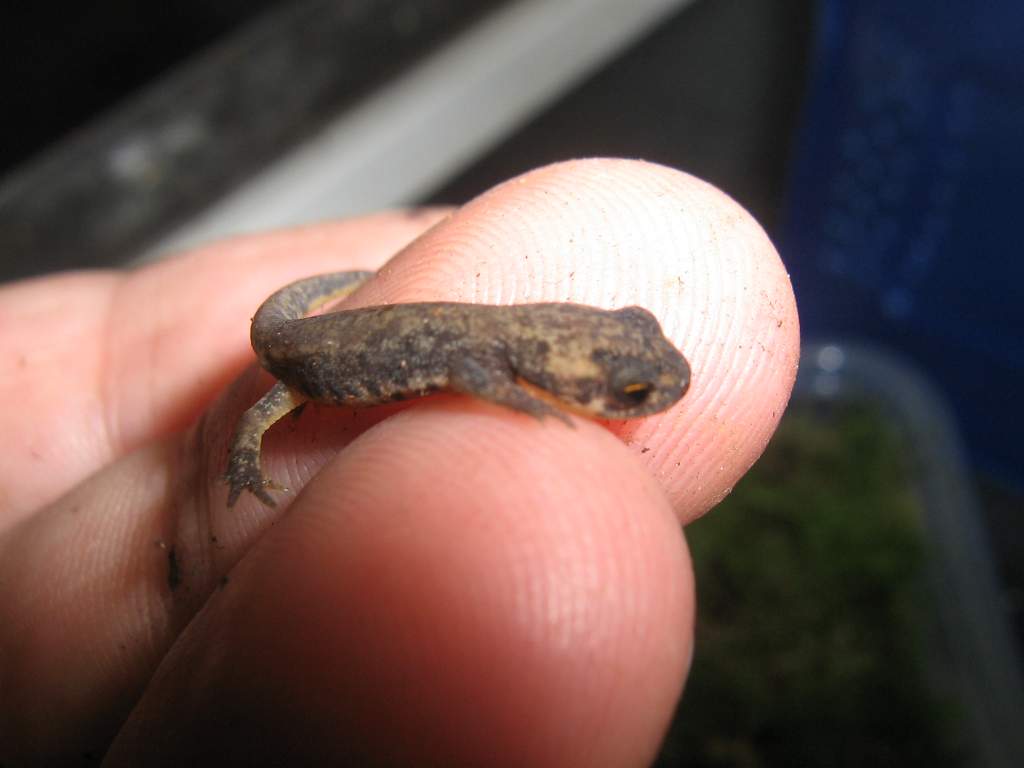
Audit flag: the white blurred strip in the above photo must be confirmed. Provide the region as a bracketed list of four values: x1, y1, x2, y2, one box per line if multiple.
[142, 0, 695, 260]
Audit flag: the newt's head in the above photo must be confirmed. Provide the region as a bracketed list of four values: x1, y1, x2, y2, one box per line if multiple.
[509, 304, 690, 419]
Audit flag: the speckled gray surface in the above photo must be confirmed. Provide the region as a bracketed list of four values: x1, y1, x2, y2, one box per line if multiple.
[0, 0, 506, 280]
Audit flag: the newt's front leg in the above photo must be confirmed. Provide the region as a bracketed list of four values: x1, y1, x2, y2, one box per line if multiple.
[226, 382, 308, 507]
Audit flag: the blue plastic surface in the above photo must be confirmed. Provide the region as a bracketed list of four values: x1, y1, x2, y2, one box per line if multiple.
[780, 0, 1024, 483]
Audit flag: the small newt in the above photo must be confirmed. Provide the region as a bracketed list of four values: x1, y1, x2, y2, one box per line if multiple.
[226, 271, 690, 507]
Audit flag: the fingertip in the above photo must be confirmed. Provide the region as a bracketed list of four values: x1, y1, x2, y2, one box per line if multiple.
[354, 159, 799, 522]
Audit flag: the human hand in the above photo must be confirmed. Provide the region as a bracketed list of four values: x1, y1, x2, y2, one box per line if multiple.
[0, 159, 798, 766]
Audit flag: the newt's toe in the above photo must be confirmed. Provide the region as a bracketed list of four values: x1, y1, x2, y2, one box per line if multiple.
[225, 447, 278, 508]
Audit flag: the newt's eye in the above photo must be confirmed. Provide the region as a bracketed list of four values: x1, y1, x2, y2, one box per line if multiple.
[618, 381, 654, 405]
[600, 356, 663, 411]
[608, 365, 656, 407]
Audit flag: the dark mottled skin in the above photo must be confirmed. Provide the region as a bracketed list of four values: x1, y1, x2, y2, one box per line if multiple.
[226, 272, 690, 507]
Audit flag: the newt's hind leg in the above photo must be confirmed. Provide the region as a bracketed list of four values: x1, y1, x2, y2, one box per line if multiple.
[225, 382, 308, 507]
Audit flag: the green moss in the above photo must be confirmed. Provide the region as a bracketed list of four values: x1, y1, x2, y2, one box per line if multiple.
[656, 401, 967, 767]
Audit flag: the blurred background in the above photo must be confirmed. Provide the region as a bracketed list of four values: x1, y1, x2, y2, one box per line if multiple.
[2, 0, 1022, 764]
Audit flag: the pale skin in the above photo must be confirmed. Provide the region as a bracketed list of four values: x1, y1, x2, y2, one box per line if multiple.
[0, 160, 799, 765]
